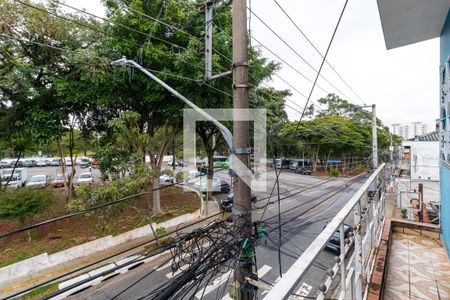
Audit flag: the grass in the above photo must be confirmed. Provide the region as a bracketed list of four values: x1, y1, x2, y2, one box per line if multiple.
[0, 186, 200, 268]
[23, 282, 59, 300]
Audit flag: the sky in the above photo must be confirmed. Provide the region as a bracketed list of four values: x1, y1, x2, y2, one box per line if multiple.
[62, 0, 440, 130]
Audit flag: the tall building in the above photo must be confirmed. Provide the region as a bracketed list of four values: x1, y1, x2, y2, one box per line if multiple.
[391, 122, 428, 140]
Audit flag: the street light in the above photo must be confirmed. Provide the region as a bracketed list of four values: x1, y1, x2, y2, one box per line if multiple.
[111, 57, 234, 149]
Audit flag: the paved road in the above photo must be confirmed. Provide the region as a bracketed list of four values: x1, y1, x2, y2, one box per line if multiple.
[65, 170, 366, 300]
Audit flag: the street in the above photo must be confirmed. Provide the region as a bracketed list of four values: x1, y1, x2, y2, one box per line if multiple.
[67, 170, 366, 300]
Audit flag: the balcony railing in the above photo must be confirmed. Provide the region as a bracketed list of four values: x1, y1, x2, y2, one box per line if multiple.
[265, 163, 388, 300]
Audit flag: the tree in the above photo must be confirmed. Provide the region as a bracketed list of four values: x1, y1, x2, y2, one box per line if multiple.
[0, 0, 100, 198]
[0, 188, 53, 240]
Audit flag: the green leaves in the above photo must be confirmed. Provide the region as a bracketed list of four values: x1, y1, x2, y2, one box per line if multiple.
[0, 188, 53, 224]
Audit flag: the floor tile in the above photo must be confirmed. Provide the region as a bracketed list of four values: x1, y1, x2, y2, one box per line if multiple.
[383, 287, 409, 300]
[409, 263, 435, 280]
[437, 280, 450, 299]
[409, 279, 440, 300]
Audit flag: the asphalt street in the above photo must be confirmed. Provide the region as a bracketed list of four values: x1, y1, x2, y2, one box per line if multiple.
[64, 169, 366, 300]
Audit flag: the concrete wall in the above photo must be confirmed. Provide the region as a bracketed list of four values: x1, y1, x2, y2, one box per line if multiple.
[402, 141, 439, 181]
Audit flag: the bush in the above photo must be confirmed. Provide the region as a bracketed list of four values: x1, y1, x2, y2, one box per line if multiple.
[175, 172, 186, 182]
[330, 169, 339, 177]
[0, 188, 53, 224]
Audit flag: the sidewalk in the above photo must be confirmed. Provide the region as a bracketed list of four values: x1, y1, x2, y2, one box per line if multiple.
[0, 202, 221, 299]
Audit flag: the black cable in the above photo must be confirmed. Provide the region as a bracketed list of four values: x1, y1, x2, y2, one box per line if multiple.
[0, 167, 227, 239]
[248, 8, 351, 102]
[272, 0, 366, 106]
[296, 0, 350, 124]
[6, 213, 226, 299]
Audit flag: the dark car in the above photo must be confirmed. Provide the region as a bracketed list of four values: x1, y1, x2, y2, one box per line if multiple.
[324, 223, 352, 255]
[219, 180, 231, 194]
[221, 192, 257, 211]
[295, 165, 312, 175]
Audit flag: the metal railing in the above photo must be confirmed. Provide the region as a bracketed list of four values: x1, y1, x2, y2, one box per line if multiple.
[265, 163, 388, 300]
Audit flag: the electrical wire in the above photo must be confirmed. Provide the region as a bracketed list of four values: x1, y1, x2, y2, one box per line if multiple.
[271, 0, 367, 106]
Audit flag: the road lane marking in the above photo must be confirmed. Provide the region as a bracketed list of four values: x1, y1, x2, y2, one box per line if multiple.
[156, 261, 172, 271]
[257, 265, 272, 277]
[166, 264, 189, 278]
[194, 265, 271, 299]
[195, 270, 233, 299]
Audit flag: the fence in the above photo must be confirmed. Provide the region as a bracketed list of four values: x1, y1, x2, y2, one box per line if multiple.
[265, 163, 388, 300]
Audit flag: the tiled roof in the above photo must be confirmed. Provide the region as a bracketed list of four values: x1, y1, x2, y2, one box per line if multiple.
[408, 131, 439, 142]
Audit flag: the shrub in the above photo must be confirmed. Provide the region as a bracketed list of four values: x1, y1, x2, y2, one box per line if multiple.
[330, 169, 339, 177]
[155, 227, 166, 238]
[175, 172, 186, 182]
[0, 188, 53, 224]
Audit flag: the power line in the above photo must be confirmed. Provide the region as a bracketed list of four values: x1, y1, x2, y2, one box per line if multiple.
[248, 8, 353, 103]
[271, 0, 367, 106]
[297, 0, 350, 122]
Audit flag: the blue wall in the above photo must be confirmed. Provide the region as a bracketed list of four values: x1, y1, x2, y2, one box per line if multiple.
[440, 10, 450, 255]
[441, 164, 450, 253]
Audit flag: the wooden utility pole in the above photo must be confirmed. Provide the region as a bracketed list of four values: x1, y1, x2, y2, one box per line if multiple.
[232, 0, 253, 299]
[372, 104, 378, 169]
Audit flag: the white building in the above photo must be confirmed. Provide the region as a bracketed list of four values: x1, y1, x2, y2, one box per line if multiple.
[392, 122, 428, 140]
[402, 132, 439, 181]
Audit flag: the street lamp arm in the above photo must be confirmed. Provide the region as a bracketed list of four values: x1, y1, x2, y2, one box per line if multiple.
[111, 57, 234, 149]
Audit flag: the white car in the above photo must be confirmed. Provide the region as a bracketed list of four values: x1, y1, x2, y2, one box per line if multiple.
[36, 160, 47, 167]
[77, 172, 93, 185]
[159, 173, 174, 183]
[26, 175, 49, 188]
[194, 177, 220, 193]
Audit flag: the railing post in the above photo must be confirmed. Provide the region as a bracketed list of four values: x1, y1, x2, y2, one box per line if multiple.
[353, 198, 363, 300]
[339, 223, 347, 298]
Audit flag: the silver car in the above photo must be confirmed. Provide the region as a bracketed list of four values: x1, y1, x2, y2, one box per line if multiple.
[26, 175, 50, 188]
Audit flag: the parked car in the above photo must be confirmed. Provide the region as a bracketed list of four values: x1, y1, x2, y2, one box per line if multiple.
[167, 159, 178, 167]
[295, 160, 312, 175]
[21, 159, 35, 168]
[274, 159, 282, 169]
[159, 173, 174, 183]
[91, 159, 101, 168]
[0, 161, 9, 169]
[289, 160, 299, 170]
[295, 165, 312, 175]
[177, 160, 185, 167]
[80, 158, 91, 169]
[1, 168, 28, 188]
[51, 174, 67, 188]
[26, 175, 50, 188]
[324, 223, 352, 255]
[221, 193, 257, 211]
[77, 172, 93, 185]
[50, 158, 61, 166]
[36, 160, 47, 167]
[194, 177, 230, 194]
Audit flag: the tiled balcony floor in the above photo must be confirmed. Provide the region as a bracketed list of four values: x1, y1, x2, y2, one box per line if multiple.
[385, 231, 450, 299]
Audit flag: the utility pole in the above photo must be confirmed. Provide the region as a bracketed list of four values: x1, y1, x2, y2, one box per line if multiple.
[172, 136, 176, 173]
[204, 0, 232, 81]
[372, 104, 378, 169]
[205, 1, 213, 80]
[232, 0, 253, 299]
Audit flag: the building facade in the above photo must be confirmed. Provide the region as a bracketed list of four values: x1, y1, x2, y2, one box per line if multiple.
[377, 0, 450, 255]
[392, 122, 428, 140]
